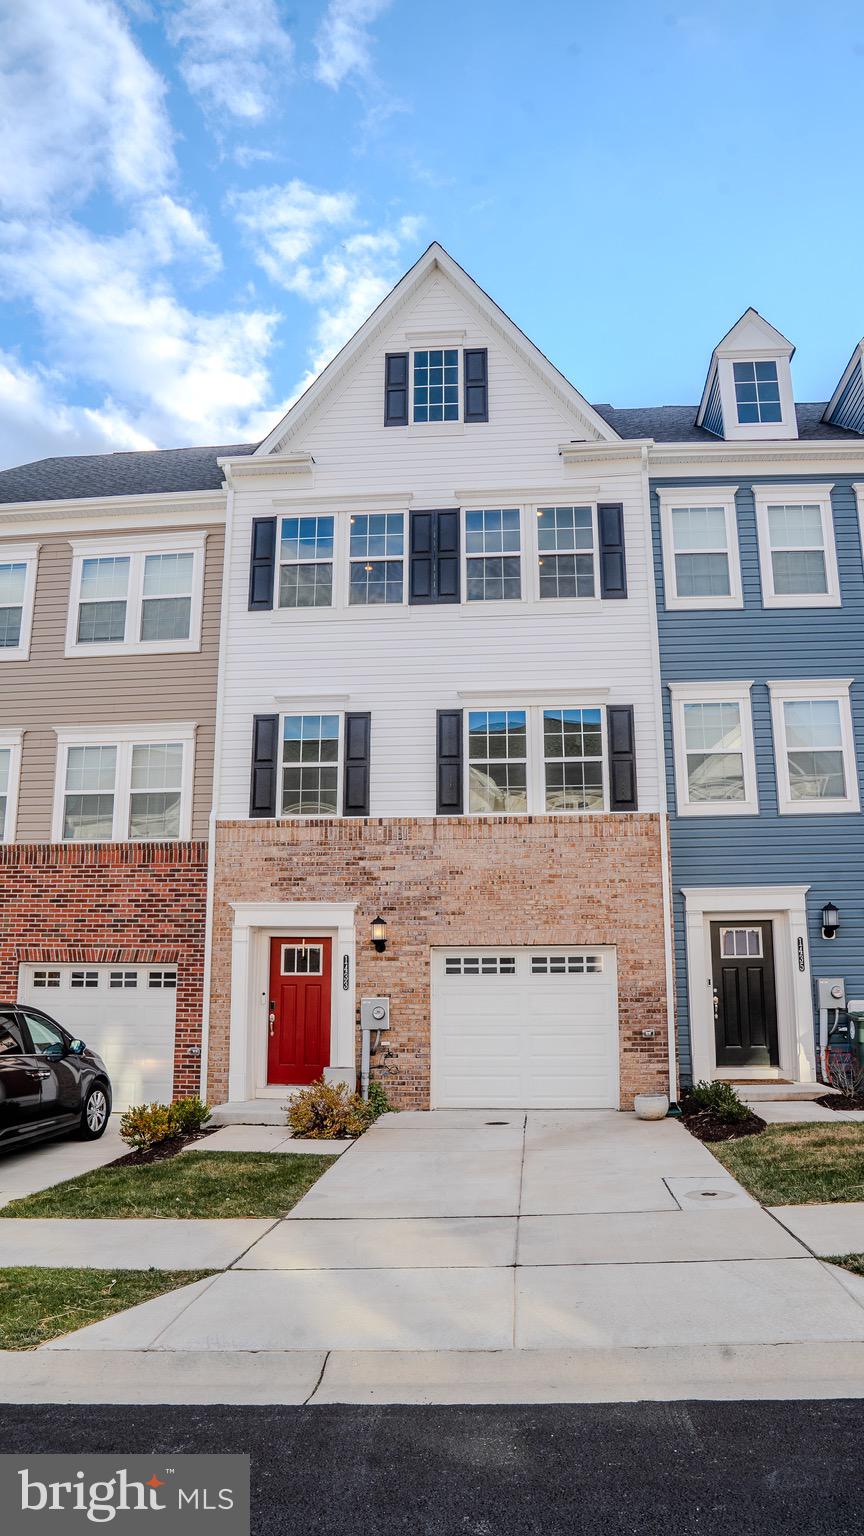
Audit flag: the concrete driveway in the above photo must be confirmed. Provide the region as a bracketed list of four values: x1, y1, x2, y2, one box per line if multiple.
[0, 1119, 125, 1208]
[42, 1109, 864, 1356]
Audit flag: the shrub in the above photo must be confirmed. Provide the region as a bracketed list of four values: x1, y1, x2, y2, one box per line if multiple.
[682, 1080, 750, 1123]
[170, 1096, 212, 1136]
[826, 1053, 864, 1102]
[119, 1102, 177, 1151]
[286, 1078, 375, 1140]
[367, 1080, 398, 1121]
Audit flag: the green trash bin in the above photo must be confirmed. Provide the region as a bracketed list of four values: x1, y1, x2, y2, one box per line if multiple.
[848, 1001, 864, 1073]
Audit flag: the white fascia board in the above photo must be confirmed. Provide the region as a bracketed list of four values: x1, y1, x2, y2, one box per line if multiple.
[0, 490, 225, 537]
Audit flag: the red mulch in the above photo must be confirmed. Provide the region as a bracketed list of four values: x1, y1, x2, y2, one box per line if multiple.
[107, 1126, 219, 1169]
[681, 1107, 767, 1143]
[816, 1093, 864, 1112]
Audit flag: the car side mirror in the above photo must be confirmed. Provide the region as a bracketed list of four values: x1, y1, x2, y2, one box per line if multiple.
[68, 1039, 85, 1056]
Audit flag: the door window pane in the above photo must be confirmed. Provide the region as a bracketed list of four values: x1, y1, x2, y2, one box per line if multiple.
[279, 517, 334, 608]
[670, 506, 731, 598]
[129, 742, 183, 838]
[63, 745, 117, 839]
[537, 506, 595, 598]
[783, 699, 846, 800]
[0, 562, 26, 648]
[349, 513, 404, 605]
[281, 715, 339, 815]
[468, 710, 527, 811]
[77, 557, 129, 643]
[466, 509, 521, 601]
[720, 927, 763, 958]
[683, 702, 746, 802]
[140, 552, 193, 641]
[543, 708, 604, 811]
[767, 505, 828, 595]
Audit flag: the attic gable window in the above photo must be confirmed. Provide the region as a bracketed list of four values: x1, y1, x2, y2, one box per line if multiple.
[414, 349, 459, 422]
[733, 361, 782, 425]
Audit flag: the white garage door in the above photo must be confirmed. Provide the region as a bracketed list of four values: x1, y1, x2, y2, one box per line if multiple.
[432, 947, 619, 1109]
[20, 964, 177, 1109]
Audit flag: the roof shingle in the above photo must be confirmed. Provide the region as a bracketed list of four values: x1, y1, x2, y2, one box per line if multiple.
[0, 442, 257, 505]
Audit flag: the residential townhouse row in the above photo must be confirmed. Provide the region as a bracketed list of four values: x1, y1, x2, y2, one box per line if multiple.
[2, 244, 863, 1116]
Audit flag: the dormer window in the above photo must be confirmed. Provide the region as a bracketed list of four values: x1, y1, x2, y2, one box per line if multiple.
[733, 361, 782, 425]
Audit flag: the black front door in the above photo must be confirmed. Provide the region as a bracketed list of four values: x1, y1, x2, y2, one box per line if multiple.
[710, 921, 779, 1069]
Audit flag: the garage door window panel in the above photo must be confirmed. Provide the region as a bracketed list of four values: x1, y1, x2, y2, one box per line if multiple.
[468, 711, 527, 812]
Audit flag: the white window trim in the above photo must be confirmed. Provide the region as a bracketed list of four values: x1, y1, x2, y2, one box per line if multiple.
[462, 507, 525, 607]
[463, 701, 609, 816]
[0, 542, 40, 662]
[529, 501, 602, 607]
[276, 711, 344, 820]
[768, 678, 859, 815]
[345, 511, 408, 611]
[65, 530, 207, 657]
[658, 489, 743, 610]
[0, 728, 23, 843]
[52, 722, 196, 842]
[753, 485, 840, 609]
[715, 354, 798, 441]
[668, 681, 758, 817]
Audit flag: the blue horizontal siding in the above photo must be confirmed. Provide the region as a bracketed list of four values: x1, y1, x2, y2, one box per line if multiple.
[652, 475, 864, 1083]
[702, 371, 724, 438]
[829, 358, 864, 435]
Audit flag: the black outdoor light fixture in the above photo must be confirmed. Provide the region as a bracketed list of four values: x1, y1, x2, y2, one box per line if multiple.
[371, 915, 388, 953]
[821, 901, 840, 940]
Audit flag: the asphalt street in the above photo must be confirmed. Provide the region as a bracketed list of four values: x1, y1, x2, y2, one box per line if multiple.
[2, 1400, 863, 1533]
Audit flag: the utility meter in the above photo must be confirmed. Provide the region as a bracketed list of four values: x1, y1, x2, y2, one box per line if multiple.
[817, 977, 846, 1010]
[360, 996, 390, 1031]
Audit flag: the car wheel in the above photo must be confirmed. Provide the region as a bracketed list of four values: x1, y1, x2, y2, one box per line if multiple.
[79, 1085, 110, 1140]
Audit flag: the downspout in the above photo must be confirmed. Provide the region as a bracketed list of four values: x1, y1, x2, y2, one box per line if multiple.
[640, 443, 678, 1104]
[198, 474, 235, 1102]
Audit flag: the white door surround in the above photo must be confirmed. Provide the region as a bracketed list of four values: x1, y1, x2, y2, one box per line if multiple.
[228, 901, 357, 1102]
[681, 885, 816, 1085]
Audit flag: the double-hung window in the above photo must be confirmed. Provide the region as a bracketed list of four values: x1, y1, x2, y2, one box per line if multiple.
[466, 705, 609, 814]
[769, 681, 859, 814]
[349, 514, 404, 605]
[537, 506, 596, 599]
[659, 492, 742, 609]
[0, 731, 22, 842]
[733, 361, 782, 424]
[0, 544, 39, 661]
[53, 725, 195, 841]
[67, 533, 206, 654]
[279, 516, 334, 608]
[467, 710, 527, 811]
[754, 488, 840, 607]
[280, 714, 340, 815]
[465, 510, 521, 601]
[668, 682, 758, 816]
[543, 708, 604, 811]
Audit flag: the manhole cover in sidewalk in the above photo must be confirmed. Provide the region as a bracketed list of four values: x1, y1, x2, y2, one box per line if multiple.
[683, 1188, 737, 1203]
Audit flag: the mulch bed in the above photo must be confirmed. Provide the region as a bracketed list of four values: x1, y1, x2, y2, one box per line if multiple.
[816, 1093, 864, 1112]
[106, 1125, 220, 1169]
[680, 1107, 767, 1143]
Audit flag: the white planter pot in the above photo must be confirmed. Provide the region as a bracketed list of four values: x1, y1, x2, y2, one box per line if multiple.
[634, 1092, 669, 1121]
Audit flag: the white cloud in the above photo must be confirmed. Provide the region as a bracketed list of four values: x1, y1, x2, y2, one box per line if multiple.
[0, 0, 175, 214]
[165, 0, 294, 121]
[230, 180, 356, 273]
[314, 0, 392, 90]
[0, 351, 156, 470]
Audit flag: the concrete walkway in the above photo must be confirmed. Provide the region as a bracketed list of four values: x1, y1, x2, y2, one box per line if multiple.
[38, 1110, 864, 1359]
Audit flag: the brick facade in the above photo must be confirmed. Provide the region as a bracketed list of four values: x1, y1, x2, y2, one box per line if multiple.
[0, 841, 208, 1098]
[208, 814, 670, 1109]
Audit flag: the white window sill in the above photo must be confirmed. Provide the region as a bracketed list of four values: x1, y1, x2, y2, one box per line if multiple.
[664, 595, 744, 612]
[777, 800, 860, 816]
[0, 648, 30, 662]
[65, 639, 202, 658]
[675, 801, 759, 817]
[761, 593, 841, 610]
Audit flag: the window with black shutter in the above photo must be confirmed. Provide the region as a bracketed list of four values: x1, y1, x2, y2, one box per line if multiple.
[410, 510, 460, 604]
[598, 503, 627, 599]
[343, 713, 371, 816]
[249, 715, 278, 817]
[606, 705, 638, 811]
[437, 710, 463, 814]
[248, 517, 277, 611]
[384, 352, 409, 426]
[463, 348, 488, 423]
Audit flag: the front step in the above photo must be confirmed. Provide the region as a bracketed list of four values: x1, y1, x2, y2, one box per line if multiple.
[210, 1100, 289, 1126]
[732, 1082, 835, 1102]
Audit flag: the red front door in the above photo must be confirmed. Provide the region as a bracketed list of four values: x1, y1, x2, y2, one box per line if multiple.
[268, 937, 332, 1085]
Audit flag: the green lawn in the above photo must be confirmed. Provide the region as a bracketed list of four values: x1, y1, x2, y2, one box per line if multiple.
[0, 1151, 336, 1220]
[0, 1267, 214, 1350]
[711, 1123, 864, 1206]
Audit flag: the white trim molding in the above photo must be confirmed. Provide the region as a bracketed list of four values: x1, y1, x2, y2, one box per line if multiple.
[767, 678, 860, 815]
[657, 488, 743, 610]
[753, 484, 840, 609]
[65, 529, 207, 657]
[0, 728, 24, 843]
[681, 884, 816, 1085]
[0, 541, 40, 662]
[227, 900, 357, 1102]
[668, 681, 758, 816]
[52, 721, 197, 843]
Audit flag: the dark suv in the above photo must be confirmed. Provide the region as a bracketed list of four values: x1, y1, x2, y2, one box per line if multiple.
[0, 1004, 112, 1150]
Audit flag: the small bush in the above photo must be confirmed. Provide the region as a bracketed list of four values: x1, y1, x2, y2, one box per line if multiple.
[682, 1080, 750, 1123]
[826, 1054, 864, 1103]
[119, 1102, 177, 1151]
[287, 1078, 374, 1140]
[170, 1096, 212, 1136]
[367, 1080, 398, 1121]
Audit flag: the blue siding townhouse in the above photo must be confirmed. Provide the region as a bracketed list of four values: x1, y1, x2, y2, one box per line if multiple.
[602, 309, 864, 1094]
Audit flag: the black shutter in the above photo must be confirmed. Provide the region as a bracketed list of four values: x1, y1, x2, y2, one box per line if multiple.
[343, 713, 371, 816]
[607, 706, 638, 812]
[598, 503, 627, 599]
[248, 517, 277, 611]
[250, 714, 279, 817]
[410, 510, 460, 604]
[384, 352, 409, 426]
[437, 710, 463, 814]
[463, 348, 488, 423]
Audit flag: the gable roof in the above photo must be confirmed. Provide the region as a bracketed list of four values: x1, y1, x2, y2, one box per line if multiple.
[255, 241, 620, 453]
[697, 308, 796, 428]
[0, 442, 256, 506]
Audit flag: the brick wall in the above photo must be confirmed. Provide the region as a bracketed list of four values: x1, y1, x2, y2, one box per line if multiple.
[0, 842, 208, 1098]
[209, 815, 669, 1109]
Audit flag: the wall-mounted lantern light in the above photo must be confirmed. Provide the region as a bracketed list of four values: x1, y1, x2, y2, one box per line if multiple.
[371, 915, 388, 953]
[821, 901, 839, 940]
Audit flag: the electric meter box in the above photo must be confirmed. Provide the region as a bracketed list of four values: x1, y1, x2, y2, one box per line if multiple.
[360, 996, 390, 1031]
[816, 977, 846, 1010]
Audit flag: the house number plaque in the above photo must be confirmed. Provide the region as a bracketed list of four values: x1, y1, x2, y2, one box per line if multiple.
[343, 955, 350, 990]
[797, 938, 805, 972]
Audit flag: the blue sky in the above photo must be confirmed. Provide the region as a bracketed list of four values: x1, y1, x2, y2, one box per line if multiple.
[1, 0, 863, 467]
